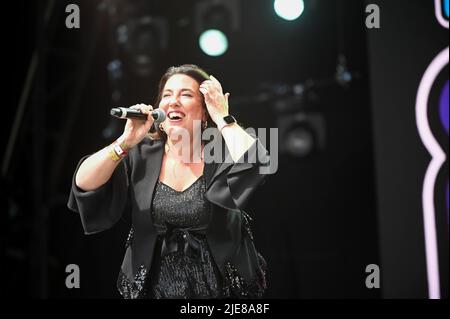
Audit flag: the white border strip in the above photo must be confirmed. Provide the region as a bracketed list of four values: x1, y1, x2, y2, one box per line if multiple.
[435, 0, 449, 29]
[415, 47, 448, 299]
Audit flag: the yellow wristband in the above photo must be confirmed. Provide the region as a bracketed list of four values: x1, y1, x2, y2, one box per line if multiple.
[108, 145, 121, 162]
[116, 136, 129, 152]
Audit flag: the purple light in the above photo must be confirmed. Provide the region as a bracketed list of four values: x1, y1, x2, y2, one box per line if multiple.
[440, 81, 449, 224]
[439, 81, 449, 134]
[416, 47, 448, 299]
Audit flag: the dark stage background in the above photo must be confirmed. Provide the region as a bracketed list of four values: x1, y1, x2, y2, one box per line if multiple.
[2, 0, 447, 299]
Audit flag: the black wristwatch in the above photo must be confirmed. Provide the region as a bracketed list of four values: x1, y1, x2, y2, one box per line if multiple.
[223, 115, 236, 124]
[218, 114, 237, 132]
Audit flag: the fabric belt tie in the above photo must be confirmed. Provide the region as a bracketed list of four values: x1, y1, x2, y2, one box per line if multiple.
[155, 222, 208, 263]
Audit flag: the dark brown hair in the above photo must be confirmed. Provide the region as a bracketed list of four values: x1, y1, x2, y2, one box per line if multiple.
[149, 64, 213, 140]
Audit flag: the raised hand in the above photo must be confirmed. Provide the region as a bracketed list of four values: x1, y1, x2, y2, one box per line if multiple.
[199, 75, 230, 125]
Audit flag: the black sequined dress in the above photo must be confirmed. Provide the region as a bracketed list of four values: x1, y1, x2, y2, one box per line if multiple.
[148, 175, 224, 298]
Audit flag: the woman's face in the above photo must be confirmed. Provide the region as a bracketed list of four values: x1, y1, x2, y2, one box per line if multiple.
[159, 74, 207, 139]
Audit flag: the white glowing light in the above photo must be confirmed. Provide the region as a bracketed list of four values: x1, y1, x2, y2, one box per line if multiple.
[199, 29, 228, 57]
[274, 0, 304, 21]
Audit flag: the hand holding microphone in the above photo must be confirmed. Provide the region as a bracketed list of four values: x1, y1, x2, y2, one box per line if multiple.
[111, 107, 166, 122]
[113, 104, 166, 149]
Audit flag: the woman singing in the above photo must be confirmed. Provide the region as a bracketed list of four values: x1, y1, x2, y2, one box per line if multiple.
[68, 64, 270, 299]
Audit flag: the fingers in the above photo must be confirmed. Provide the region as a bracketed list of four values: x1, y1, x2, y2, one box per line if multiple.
[129, 104, 153, 116]
[201, 75, 223, 92]
[209, 75, 222, 88]
[130, 103, 153, 112]
[199, 82, 210, 93]
[199, 80, 229, 96]
[141, 105, 154, 122]
[129, 104, 154, 122]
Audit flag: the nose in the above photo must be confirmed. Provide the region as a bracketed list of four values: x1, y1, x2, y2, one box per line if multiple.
[168, 95, 181, 107]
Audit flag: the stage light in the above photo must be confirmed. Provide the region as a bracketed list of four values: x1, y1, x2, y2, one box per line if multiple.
[195, 0, 240, 57]
[199, 29, 228, 57]
[284, 125, 315, 157]
[277, 111, 326, 158]
[113, 0, 168, 78]
[118, 16, 168, 77]
[274, 0, 304, 21]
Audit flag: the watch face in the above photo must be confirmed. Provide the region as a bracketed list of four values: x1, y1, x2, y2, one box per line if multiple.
[224, 115, 236, 124]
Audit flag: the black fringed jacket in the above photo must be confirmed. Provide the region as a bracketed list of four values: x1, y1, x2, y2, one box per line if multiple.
[67, 132, 270, 298]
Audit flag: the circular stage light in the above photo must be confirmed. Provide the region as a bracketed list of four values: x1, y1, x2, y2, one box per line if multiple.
[199, 29, 228, 57]
[274, 0, 304, 21]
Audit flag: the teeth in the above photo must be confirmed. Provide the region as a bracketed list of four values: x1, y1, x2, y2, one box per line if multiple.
[169, 112, 184, 119]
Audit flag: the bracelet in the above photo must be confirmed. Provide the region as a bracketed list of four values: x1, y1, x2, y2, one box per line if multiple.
[115, 137, 129, 155]
[108, 145, 121, 162]
[108, 139, 129, 162]
[113, 142, 128, 157]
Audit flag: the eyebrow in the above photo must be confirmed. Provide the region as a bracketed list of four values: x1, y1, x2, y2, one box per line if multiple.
[163, 88, 195, 93]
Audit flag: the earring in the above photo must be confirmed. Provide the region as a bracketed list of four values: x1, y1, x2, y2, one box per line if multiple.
[202, 120, 208, 129]
[159, 123, 164, 132]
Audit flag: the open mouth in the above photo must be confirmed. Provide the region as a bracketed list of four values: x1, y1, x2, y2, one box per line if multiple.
[167, 111, 186, 122]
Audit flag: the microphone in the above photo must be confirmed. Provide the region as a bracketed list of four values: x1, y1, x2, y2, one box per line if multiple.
[110, 107, 166, 122]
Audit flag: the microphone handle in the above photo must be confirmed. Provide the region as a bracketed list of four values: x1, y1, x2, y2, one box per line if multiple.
[111, 107, 156, 120]
[125, 111, 148, 120]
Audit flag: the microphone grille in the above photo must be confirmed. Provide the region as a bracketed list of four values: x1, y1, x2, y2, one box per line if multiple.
[153, 108, 166, 122]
